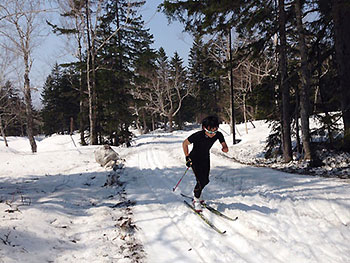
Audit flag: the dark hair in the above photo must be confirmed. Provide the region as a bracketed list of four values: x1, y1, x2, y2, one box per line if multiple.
[202, 115, 220, 129]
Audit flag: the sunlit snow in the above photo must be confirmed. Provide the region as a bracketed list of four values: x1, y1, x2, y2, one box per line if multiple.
[1, 121, 349, 262]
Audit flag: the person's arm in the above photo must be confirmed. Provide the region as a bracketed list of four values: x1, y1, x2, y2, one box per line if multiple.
[217, 132, 228, 153]
[221, 141, 228, 153]
[182, 139, 191, 157]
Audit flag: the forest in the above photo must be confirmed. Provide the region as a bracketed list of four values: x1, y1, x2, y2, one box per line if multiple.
[0, 0, 350, 166]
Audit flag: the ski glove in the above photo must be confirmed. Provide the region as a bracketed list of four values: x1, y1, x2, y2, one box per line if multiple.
[185, 156, 192, 167]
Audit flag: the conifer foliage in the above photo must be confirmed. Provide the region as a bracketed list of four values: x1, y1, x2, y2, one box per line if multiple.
[42, 0, 155, 146]
[161, 0, 350, 162]
[2, 0, 350, 162]
[41, 64, 80, 136]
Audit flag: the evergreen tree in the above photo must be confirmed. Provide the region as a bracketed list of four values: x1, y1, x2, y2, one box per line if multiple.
[169, 51, 189, 130]
[95, 0, 153, 145]
[0, 81, 25, 143]
[41, 64, 80, 136]
[187, 35, 222, 122]
[329, 0, 350, 150]
[132, 44, 158, 133]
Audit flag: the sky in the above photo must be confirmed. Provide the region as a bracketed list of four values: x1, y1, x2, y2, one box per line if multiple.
[29, 0, 192, 108]
[140, 1, 192, 64]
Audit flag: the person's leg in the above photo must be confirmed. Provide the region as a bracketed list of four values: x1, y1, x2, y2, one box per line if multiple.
[192, 162, 210, 199]
[194, 181, 203, 199]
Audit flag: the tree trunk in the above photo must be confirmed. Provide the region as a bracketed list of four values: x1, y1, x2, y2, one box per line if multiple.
[228, 71, 234, 134]
[70, 117, 74, 135]
[228, 28, 236, 143]
[317, 46, 334, 146]
[152, 114, 155, 131]
[91, 42, 98, 144]
[0, 115, 8, 147]
[278, 0, 292, 162]
[331, 0, 350, 150]
[85, 0, 98, 145]
[295, 0, 312, 160]
[78, 39, 86, 145]
[295, 88, 301, 155]
[243, 93, 248, 134]
[168, 113, 173, 132]
[24, 54, 37, 153]
[115, 0, 123, 69]
[142, 109, 147, 134]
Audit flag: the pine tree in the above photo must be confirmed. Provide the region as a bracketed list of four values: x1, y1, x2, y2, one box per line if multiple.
[329, 0, 350, 150]
[41, 64, 80, 136]
[161, 0, 293, 160]
[294, 0, 313, 160]
[168, 51, 189, 130]
[0, 81, 24, 145]
[187, 35, 223, 122]
[95, 0, 153, 145]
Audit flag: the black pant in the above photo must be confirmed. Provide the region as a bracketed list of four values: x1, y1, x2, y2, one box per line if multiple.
[191, 160, 210, 198]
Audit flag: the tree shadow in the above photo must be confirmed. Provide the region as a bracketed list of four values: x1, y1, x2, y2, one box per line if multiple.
[0, 169, 127, 261]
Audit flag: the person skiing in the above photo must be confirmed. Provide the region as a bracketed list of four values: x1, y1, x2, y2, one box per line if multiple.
[182, 115, 228, 212]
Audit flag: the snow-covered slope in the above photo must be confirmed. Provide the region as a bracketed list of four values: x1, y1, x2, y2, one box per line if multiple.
[124, 127, 350, 263]
[1, 122, 350, 262]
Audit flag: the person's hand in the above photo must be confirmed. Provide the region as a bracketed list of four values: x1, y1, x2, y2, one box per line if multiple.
[185, 156, 192, 167]
[221, 142, 228, 153]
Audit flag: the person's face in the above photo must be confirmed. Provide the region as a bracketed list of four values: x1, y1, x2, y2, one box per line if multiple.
[204, 126, 218, 138]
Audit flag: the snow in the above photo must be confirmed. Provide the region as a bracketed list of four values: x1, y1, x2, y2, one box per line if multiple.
[1, 122, 350, 262]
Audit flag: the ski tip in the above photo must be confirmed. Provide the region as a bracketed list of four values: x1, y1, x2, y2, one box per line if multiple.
[222, 230, 227, 234]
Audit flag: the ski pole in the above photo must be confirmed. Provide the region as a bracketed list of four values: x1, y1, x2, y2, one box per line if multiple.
[172, 167, 190, 192]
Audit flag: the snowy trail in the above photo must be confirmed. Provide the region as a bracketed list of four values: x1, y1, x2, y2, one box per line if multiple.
[122, 130, 350, 263]
[1, 127, 350, 262]
[0, 135, 143, 262]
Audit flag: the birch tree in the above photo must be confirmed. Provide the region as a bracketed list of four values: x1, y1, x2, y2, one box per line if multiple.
[134, 49, 191, 131]
[52, 0, 87, 145]
[0, 0, 47, 152]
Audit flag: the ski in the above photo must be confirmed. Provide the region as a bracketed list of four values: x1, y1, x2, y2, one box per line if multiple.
[181, 193, 238, 221]
[184, 200, 226, 235]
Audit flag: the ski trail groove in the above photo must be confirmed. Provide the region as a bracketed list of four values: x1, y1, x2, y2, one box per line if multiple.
[142, 144, 246, 262]
[126, 144, 207, 262]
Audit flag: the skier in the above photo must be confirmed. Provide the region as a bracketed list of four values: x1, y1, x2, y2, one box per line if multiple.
[182, 115, 228, 212]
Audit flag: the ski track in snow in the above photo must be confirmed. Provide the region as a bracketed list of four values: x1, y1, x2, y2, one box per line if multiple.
[0, 135, 142, 262]
[123, 130, 350, 263]
[1, 127, 350, 262]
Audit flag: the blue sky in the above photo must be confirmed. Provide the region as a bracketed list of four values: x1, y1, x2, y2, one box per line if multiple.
[141, 1, 192, 65]
[36, 0, 192, 79]
[31, 0, 192, 107]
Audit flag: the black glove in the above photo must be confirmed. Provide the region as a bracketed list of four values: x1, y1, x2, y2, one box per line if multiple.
[185, 156, 192, 167]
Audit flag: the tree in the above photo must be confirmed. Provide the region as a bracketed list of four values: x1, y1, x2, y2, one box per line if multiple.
[161, 0, 293, 154]
[294, 0, 313, 160]
[167, 51, 190, 130]
[41, 64, 80, 135]
[187, 35, 208, 121]
[0, 0, 47, 152]
[132, 45, 157, 133]
[193, 35, 224, 121]
[50, 0, 144, 145]
[0, 81, 20, 146]
[52, 0, 88, 145]
[134, 48, 191, 131]
[278, 0, 292, 162]
[330, 0, 350, 150]
[95, 0, 153, 144]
